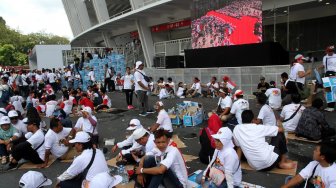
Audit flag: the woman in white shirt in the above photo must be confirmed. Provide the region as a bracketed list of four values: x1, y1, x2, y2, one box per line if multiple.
[121, 67, 134, 109]
[286, 54, 311, 95]
[197, 127, 242, 188]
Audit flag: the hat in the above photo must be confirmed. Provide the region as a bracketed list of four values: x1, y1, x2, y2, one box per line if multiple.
[81, 107, 92, 115]
[23, 117, 39, 125]
[69, 132, 91, 143]
[157, 101, 164, 107]
[223, 76, 230, 81]
[294, 54, 307, 61]
[90, 172, 122, 188]
[19, 171, 52, 188]
[135, 61, 143, 69]
[0, 116, 10, 125]
[234, 90, 244, 96]
[8, 110, 18, 118]
[211, 127, 235, 149]
[0, 108, 7, 117]
[326, 45, 335, 52]
[127, 119, 142, 131]
[132, 128, 148, 140]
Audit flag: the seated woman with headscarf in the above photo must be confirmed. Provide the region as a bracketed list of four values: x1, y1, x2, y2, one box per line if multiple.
[198, 113, 222, 164]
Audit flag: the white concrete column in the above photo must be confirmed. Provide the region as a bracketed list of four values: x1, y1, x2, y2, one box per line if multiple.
[101, 32, 112, 47]
[92, 0, 110, 23]
[62, 0, 82, 36]
[73, 0, 92, 31]
[136, 19, 154, 67]
[130, 0, 145, 9]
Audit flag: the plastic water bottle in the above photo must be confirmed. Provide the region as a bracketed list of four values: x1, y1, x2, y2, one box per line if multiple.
[122, 166, 129, 184]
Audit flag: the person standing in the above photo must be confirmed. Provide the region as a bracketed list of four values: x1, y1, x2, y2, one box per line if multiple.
[88, 68, 95, 86]
[319, 46, 336, 112]
[103, 64, 112, 92]
[134, 61, 152, 116]
[121, 67, 135, 109]
[286, 54, 311, 95]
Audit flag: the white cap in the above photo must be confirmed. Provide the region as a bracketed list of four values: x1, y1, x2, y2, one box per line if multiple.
[0, 116, 10, 125]
[157, 101, 164, 106]
[8, 110, 18, 118]
[90, 172, 122, 188]
[69, 132, 91, 143]
[211, 127, 235, 149]
[81, 106, 92, 115]
[294, 54, 307, 61]
[22, 117, 28, 124]
[0, 108, 7, 117]
[132, 128, 148, 140]
[135, 61, 143, 69]
[127, 119, 142, 131]
[19, 171, 52, 188]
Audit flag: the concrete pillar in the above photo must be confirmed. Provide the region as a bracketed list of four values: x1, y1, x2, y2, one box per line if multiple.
[92, 0, 110, 23]
[136, 19, 154, 67]
[73, 0, 92, 31]
[102, 32, 112, 47]
[62, 0, 82, 36]
[130, 0, 145, 10]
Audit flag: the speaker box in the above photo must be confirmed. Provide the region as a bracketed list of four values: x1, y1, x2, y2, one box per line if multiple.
[165, 55, 184, 68]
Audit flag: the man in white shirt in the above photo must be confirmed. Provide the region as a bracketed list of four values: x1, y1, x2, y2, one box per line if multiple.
[286, 54, 311, 95]
[40, 118, 76, 168]
[230, 90, 249, 125]
[47, 70, 57, 91]
[256, 93, 277, 126]
[104, 64, 113, 92]
[187, 77, 202, 98]
[233, 110, 295, 171]
[135, 129, 188, 188]
[150, 101, 173, 137]
[280, 94, 305, 133]
[88, 68, 95, 86]
[265, 81, 282, 110]
[130, 128, 155, 163]
[134, 61, 153, 116]
[281, 143, 336, 188]
[57, 132, 109, 187]
[8, 110, 27, 138]
[74, 107, 98, 145]
[204, 76, 219, 97]
[64, 68, 73, 90]
[215, 88, 232, 122]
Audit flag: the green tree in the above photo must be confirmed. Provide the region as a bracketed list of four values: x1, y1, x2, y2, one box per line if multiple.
[0, 44, 16, 66]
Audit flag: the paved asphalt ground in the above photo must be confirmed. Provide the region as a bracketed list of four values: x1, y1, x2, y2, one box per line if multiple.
[0, 92, 335, 188]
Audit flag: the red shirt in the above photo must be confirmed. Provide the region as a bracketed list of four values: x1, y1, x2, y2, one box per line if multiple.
[79, 97, 94, 110]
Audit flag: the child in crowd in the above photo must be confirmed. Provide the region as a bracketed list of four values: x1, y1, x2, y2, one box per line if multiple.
[176, 82, 186, 98]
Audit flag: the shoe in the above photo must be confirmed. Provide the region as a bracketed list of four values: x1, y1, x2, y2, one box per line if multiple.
[129, 105, 134, 109]
[147, 110, 155, 114]
[139, 113, 148, 117]
[127, 105, 131, 110]
[2, 163, 17, 171]
[1, 156, 7, 165]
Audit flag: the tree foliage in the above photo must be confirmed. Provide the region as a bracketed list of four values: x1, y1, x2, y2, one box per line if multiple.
[0, 16, 70, 66]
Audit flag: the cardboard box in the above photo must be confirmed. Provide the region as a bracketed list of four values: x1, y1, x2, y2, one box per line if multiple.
[183, 110, 203, 127]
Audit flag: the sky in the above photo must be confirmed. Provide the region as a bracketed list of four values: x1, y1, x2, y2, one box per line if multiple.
[0, 0, 73, 39]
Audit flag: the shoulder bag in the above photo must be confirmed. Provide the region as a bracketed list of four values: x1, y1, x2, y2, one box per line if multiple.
[73, 149, 96, 184]
[283, 105, 302, 123]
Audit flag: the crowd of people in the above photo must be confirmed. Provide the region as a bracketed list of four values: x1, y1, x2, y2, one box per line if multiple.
[0, 46, 335, 187]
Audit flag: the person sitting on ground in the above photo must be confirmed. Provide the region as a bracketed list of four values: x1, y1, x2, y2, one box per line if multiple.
[36, 98, 46, 114]
[112, 119, 143, 164]
[79, 93, 94, 111]
[176, 82, 186, 98]
[265, 81, 282, 110]
[167, 77, 175, 94]
[199, 113, 221, 164]
[229, 90, 249, 125]
[19, 171, 52, 188]
[10, 90, 25, 116]
[8, 110, 27, 137]
[40, 118, 76, 168]
[279, 94, 305, 134]
[60, 93, 73, 116]
[187, 77, 202, 98]
[95, 87, 112, 112]
[4, 115, 45, 170]
[56, 132, 109, 188]
[45, 94, 58, 117]
[257, 76, 270, 93]
[90, 171, 122, 188]
[203, 76, 219, 98]
[92, 87, 103, 107]
[135, 129, 188, 188]
[233, 110, 295, 171]
[197, 127, 242, 188]
[295, 98, 335, 141]
[281, 143, 336, 188]
[159, 84, 174, 99]
[214, 88, 232, 122]
[255, 93, 277, 126]
[0, 116, 19, 164]
[149, 101, 173, 138]
[74, 107, 99, 146]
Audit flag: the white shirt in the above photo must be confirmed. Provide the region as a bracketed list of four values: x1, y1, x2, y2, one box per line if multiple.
[191, 82, 202, 94]
[280, 103, 305, 132]
[66, 71, 72, 81]
[27, 129, 45, 161]
[48, 72, 56, 83]
[168, 81, 176, 93]
[156, 109, 173, 132]
[258, 104, 277, 126]
[35, 74, 43, 83]
[265, 88, 282, 109]
[233, 124, 279, 170]
[64, 149, 109, 185]
[290, 63, 305, 84]
[176, 87, 184, 97]
[63, 100, 73, 115]
[12, 120, 27, 136]
[134, 70, 148, 91]
[144, 134, 155, 153]
[102, 95, 112, 108]
[105, 68, 112, 79]
[323, 54, 336, 73]
[159, 88, 169, 99]
[10, 95, 25, 114]
[75, 116, 98, 135]
[206, 82, 219, 92]
[44, 128, 72, 158]
[45, 100, 58, 117]
[21, 74, 29, 86]
[299, 161, 336, 188]
[147, 146, 188, 188]
[117, 135, 142, 155]
[121, 74, 134, 90]
[218, 95, 232, 109]
[88, 71, 95, 82]
[230, 99, 249, 124]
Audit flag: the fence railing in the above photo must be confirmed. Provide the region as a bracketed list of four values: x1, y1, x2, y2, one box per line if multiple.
[154, 38, 192, 56]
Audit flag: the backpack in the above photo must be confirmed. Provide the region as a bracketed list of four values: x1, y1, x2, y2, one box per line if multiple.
[25, 77, 32, 85]
[1, 85, 13, 104]
[93, 93, 103, 106]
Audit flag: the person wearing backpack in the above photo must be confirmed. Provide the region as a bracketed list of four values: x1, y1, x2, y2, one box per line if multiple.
[0, 77, 12, 108]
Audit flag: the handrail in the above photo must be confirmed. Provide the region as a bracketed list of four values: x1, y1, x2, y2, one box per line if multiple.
[109, 8, 132, 19]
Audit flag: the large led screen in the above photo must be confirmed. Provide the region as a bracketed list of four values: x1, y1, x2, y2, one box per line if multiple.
[191, 0, 262, 49]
